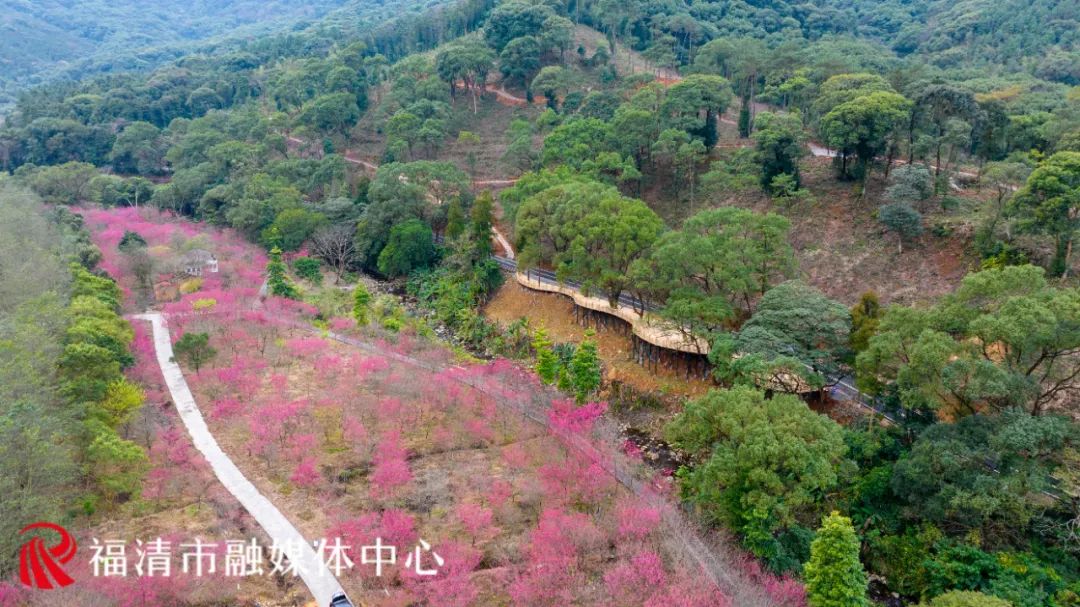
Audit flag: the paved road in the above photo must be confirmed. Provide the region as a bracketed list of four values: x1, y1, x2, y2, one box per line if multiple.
[134, 312, 345, 606]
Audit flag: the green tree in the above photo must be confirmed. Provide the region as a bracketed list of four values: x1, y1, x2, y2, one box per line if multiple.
[541, 14, 574, 59]
[1008, 151, 1080, 277]
[86, 430, 148, 503]
[700, 149, 760, 199]
[515, 180, 663, 305]
[417, 116, 449, 159]
[16, 117, 114, 166]
[66, 314, 134, 369]
[456, 131, 482, 176]
[718, 280, 850, 391]
[263, 208, 328, 252]
[71, 263, 121, 309]
[109, 121, 165, 175]
[812, 74, 892, 118]
[643, 35, 678, 71]
[484, 0, 554, 51]
[353, 282, 371, 326]
[470, 191, 495, 260]
[977, 161, 1032, 258]
[569, 333, 601, 403]
[611, 105, 657, 167]
[738, 98, 752, 138]
[92, 378, 144, 430]
[753, 111, 807, 191]
[60, 342, 121, 403]
[820, 91, 911, 180]
[633, 207, 796, 330]
[435, 40, 495, 114]
[172, 332, 216, 373]
[768, 173, 813, 206]
[849, 292, 882, 353]
[856, 265, 1080, 415]
[224, 174, 304, 241]
[892, 411, 1073, 539]
[377, 219, 436, 277]
[266, 246, 300, 299]
[22, 161, 99, 205]
[581, 90, 621, 121]
[675, 138, 708, 204]
[292, 257, 322, 283]
[356, 161, 470, 270]
[886, 164, 933, 205]
[878, 203, 924, 253]
[0, 402, 79, 575]
[652, 129, 691, 179]
[910, 85, 980, 183]
[90, 174, 148, 207]
[666, 386, 847, 554]
[541, 117, 615, 168]
[503, 118, 537, 173]
[531, 66, 571, 110]
[296, 92, 361, 136]
[117, 230, 147, 253]
[446, 197, 466, 240]
[499, 36, 542, 88]
[533, 328, 559, 384]
[804, 511, 870, 607]
[663, 74, 735, 147]
[386, 111, 423, 160]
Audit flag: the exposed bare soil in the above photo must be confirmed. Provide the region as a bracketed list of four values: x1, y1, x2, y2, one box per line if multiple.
[483, 280, 714, 400]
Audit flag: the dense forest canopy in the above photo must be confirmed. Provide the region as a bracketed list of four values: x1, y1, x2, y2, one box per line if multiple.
[3, 0, 1077, 111]
[0, 0, 460, 108]
[568, 0, 1079, 83]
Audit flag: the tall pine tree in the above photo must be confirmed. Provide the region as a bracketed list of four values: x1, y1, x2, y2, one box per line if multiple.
[569, 331, 601, 403]
[533, 328, 559, 384]
[353, 282, 372, 326]
[267, 246, 299, 299]
[738, 96, 752, 138]
[805, 511, 869, 607]
[446, 197, 466, 240]
[471, 191, 494, 259]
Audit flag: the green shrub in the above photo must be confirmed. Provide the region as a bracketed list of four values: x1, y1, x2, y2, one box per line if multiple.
[353, 283, 372, 325]
[293, 256, 322, 283]
[377, 219, 436, 277]
[918, 591, 1012, 607]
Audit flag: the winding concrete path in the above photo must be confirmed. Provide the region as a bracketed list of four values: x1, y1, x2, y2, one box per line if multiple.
[133, 312, 344, 607]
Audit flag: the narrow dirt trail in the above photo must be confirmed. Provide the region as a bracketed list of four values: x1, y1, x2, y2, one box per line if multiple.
[342, 152, 379, 172]
[133, 312, 345, 607]
[472, 178, 519, 186]
[286, 134, 517, 185]
[287, 135, 379, 172]
[285, 133, 519, 254]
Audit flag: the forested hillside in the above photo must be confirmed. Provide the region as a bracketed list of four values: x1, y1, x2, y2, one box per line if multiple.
[2, 0, 1079, 605]
[570, 0, 1079, 83]
[0, 0, 451, 108]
